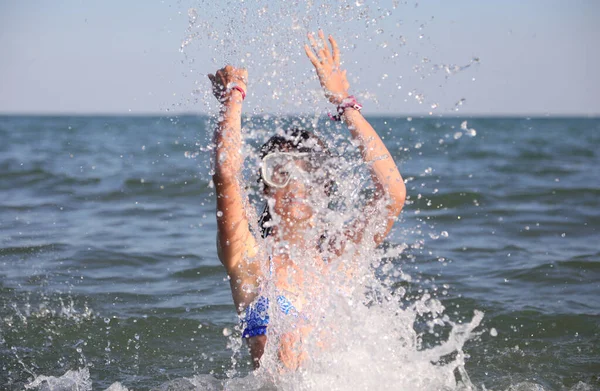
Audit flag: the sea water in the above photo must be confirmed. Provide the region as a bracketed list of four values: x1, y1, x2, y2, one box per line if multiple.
[2, 1, 599, 390]
[1, 115, 598, 390]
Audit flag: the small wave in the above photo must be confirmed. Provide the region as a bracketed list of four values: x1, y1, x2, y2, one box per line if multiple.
[0, 243, 68, 256]
[0, 160, 101, 191]
[71, 248, 166, 268]
[453, 244, 527, 254]
[505, 187, 600, 201]
[24, 371, 230, 391]
[494, 257, 599, 286]
[25, 368, 92, 391]
[85, 177, 213, 202]
[408, 191, 485, 210]
[557, 255, 600, 271]
[24, 370, 598, 391]
[170, 265, 223, 279]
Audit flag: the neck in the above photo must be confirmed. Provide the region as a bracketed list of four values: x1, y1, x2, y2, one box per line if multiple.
[271, 219, 316, 249]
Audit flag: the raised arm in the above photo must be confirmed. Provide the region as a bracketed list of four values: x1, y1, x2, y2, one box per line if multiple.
[304, 31, 406, 246]
[208, 66, 258, 275]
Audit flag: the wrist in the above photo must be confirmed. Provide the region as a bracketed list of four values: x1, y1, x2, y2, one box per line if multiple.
[219, 93, 244, 109]
[328, 95, 362, 121]
[331, 92, 350, 105]
[218, 85, 246, 106]
[230, 85, 246, 100]
[341, 106, 362, 118]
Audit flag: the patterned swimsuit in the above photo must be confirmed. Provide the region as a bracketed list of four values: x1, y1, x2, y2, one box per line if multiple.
[242, 294, 297, 338]
[241, 256, 299, 338]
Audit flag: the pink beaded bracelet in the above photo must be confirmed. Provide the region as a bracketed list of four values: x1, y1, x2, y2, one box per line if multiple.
[328, 95, 362, 121]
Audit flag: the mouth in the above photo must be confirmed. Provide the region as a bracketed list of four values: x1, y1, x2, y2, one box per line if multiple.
[279, 195, 313, 210]
[283, 197, 306, 205]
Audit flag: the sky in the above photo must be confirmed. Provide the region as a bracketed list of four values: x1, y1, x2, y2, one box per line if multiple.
[0, 0, 598, 116]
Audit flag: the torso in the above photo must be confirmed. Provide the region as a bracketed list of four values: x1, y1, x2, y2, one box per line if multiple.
[270, 249, 328, 313]
[225, 236, 329, 315]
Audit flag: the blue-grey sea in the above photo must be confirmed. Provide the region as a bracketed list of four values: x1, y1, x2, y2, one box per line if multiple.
[0, 115, 598, 390]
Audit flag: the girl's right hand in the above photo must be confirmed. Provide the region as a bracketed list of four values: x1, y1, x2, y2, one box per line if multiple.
[208, 65, 248, 104]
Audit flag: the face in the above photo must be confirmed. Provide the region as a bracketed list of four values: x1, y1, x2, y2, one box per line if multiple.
[262, 152, 330, 224]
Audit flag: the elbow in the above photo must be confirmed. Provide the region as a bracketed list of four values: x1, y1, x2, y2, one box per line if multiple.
[389, 182, 406, 217]
[213, 165, 240, 187]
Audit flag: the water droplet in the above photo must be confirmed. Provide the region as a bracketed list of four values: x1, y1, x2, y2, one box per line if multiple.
[490, 328, 498, 337]
[217, 211, 223, 217]
[222, 328, 232, 337]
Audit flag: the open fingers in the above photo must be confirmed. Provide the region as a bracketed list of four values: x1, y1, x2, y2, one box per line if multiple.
[308, 32, 327, 64]
[304, 44, 320, 69]
[318, 30, 333, 63]
[308, 33, 320, 56]
[329, 35, 340, 67]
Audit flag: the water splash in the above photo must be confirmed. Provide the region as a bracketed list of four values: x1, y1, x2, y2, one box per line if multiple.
[25, 368, 92, 391]
[460, 120, 477, 137]
[195, 117, 486, 389]
[175, 0, 480, 116]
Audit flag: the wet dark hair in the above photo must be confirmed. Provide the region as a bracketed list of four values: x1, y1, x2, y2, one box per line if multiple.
[258, 128, 332, 238]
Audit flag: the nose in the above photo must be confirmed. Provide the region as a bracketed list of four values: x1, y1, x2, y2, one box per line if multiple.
[286, 176, 308, 196]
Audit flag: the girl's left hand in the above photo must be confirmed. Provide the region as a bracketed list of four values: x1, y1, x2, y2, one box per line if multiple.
[304, 31, 350, 105]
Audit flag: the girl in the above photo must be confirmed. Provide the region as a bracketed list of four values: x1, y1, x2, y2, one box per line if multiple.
[208, 31, 405, 369]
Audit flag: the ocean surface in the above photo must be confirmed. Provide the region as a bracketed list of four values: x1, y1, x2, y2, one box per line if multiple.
[0, 115, 598, 390]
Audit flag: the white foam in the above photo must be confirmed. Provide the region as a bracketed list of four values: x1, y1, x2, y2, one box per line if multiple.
[25, 368, 92, 391]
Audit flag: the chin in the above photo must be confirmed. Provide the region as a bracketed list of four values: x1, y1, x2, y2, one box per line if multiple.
[276, 202, 313, 222]
[290, 207, 313, 221]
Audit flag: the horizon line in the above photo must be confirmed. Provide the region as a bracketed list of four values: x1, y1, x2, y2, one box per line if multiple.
[1, 111, 599, 119]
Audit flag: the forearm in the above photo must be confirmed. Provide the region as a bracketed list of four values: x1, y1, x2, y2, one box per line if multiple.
[343, 109, 386, 163]
[343, 109, 406, 209]
[213, 93, 244, 181]
[304, 30, 404, 245]
[211, 89, 256, 267]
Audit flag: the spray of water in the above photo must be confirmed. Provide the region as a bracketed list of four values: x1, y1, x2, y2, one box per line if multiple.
[198, 118, 482, 389]
[176, 0, 485, 389]
[16, 1, 489, 390]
